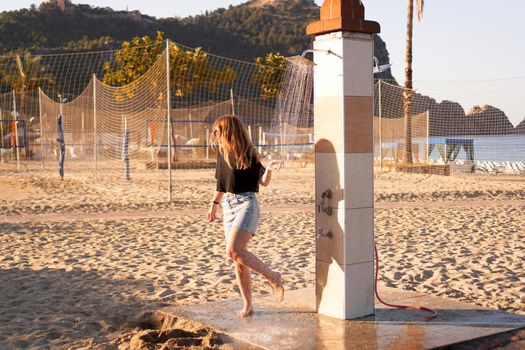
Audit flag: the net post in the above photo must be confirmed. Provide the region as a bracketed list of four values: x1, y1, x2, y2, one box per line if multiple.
[0, 109, 3, 151]
[258, 126, 262, 153]
[58, 94, 63, 117]
[189, 113, 193, 139]
[93, 74, 98, 179]
[81, 112, 85, 159]
[58, 94, 64, 180]
[206, 128, 210, 159]
[425, 110, 429, 163]
[38, 88, 45, 171]
[123, 115, 130, 181]
[166, 39, 173, 203]
[12, 90, 20, 172]
[378, 79, 383, 172]
[230, 89, 235, 116]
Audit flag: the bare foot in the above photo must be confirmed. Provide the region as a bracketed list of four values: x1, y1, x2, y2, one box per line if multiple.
[271, 272, 284, 302]
[237, 305, 254, 318]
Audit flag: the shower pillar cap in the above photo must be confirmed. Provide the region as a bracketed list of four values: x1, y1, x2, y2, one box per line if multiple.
[306, 0, 380, 36]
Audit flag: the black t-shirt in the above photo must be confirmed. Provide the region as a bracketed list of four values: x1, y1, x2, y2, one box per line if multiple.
[215, 152, 265, 193]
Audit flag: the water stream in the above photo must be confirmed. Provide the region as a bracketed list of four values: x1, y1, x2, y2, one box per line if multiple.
[270, 56, 314, 162]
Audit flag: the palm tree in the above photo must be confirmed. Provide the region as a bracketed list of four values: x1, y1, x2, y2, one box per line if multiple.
[403, 0, 424, 163]
[1, 53, 55, 157]
[2, 53, 55, 113]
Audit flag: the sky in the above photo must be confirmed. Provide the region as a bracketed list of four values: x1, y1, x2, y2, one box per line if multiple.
[2, 0, 525, 125]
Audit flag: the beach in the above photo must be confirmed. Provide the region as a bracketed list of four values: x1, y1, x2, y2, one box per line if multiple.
[0, 168, 524, 349]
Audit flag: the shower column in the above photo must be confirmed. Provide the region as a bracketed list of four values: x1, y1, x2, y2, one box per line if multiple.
[307, 0, 380, 320]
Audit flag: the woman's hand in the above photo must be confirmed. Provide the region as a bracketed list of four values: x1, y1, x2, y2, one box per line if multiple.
[207, 203, 219, 222]
[260, 160, 282, 187]
[266, 160, 282, 172]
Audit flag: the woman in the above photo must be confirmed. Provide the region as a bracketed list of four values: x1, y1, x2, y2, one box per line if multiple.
[207, 115, 284, 318]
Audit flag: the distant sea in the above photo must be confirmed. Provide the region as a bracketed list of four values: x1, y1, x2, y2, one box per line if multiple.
[427, 134, 525, 162]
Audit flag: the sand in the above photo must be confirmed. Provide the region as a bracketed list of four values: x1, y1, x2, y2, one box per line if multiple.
[0, 168, 524, 349]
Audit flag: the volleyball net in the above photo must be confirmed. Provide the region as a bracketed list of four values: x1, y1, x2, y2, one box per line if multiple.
[374, 80, 525, 175]
[1, 38, 524, 185]
[0, 40, 315, 186]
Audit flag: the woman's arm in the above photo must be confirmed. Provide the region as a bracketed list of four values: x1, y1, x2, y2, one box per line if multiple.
[207, 191, 224, 222]
[212, 191, 224, 204]
[260, 160, 282, 187]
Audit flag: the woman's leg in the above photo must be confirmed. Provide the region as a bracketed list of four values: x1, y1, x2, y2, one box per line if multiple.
[227, 228, 284, 314]
[234, 261, 253, 317]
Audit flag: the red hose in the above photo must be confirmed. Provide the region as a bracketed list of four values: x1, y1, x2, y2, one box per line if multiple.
[374, 245, 438, 320]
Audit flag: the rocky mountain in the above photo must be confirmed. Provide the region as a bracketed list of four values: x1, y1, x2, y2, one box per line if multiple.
[465, 105, 515, 135]
[378, 82, 519, 136]
[513, 117, 525, 134]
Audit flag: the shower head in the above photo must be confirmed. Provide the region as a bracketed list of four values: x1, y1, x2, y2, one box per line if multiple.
[301, 49, 343, 59]
[373, 56, 392, 74]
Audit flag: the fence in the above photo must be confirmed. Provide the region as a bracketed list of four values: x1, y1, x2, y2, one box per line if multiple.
[1, 41, 524, 188]
[0, 41, 315, 200]
[374, 80, 525, 174]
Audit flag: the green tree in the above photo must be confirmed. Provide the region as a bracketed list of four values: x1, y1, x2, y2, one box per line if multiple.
[403, 0, 424, 163]
[102, 32, 164, 88]
[253, 52, 287, 99]
[102, 31, 236, 100]
[170, 42, 236, 98]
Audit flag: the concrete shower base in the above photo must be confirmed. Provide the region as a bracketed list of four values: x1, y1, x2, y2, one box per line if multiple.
[159, 286, 525, 349]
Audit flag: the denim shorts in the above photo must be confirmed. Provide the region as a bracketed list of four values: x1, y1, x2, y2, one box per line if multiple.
[222, 192, 260, 241]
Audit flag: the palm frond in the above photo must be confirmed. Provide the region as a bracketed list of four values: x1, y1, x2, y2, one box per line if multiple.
[15, 55, 27, 84]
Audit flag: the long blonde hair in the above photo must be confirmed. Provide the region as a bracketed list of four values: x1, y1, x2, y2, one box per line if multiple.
[210, 115, 259, 170]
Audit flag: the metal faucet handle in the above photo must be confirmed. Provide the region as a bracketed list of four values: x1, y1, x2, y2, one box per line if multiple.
[318, 189, 333, 216]
[321, 189, 332, 199]
[316, 228, 333, 240]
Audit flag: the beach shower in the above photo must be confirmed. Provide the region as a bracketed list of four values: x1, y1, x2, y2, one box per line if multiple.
[305, 0, 436, 319]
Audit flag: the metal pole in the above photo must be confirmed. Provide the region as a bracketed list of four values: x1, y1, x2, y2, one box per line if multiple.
[0, 109, 4, 149]
[124, 116, 130, 180]
[166, 39, 173, 203]
[81, 112, 85, 158]
[13, 91, 20, 172]
[230, 89, 235, 116]
[93, 74, 98, 179]
[425, 110, 429, 163]
[38, 88, 45, 170]
[206, 128, 210, 160]
[281, 115, 286, 161]
[248, 125, 252, 140]
[58, 94, 64, 180]
[378, 80, 383, 172]
[0, 109, 4, 164]
[58, 95, 63, 119]
[189, 113, 193, 139]
[258, 126, 262, 153]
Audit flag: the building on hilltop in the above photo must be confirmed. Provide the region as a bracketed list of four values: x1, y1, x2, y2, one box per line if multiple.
[43, 0, 65, 11]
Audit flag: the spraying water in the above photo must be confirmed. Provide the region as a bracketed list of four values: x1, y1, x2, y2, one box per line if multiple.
[270, 56, 314, 164]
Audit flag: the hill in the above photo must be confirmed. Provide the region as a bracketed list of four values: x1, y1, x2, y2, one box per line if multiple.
[0, 0, 395, 80]
[516, 117, 525, 134]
